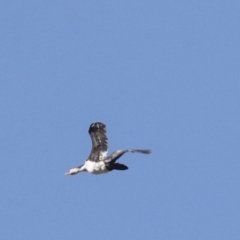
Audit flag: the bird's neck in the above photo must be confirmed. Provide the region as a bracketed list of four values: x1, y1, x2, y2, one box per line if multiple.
[70, 165, 86, 175]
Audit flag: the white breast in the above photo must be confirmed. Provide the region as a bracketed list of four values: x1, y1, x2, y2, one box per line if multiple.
[84, 160, 109, 174]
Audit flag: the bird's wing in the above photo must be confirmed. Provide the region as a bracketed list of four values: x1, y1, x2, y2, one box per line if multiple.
[104, 149, 151, 163]
[88, 122, 108, 161]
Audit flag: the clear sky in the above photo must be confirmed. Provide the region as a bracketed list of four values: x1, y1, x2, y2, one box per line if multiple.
[1, 1, 239, 239]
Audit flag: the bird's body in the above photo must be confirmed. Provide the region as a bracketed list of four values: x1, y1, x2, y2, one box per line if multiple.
[65, 122, 151, 175]
[84, 160, 109, 174]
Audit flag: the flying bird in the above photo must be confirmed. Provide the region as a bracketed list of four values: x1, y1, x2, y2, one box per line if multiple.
[65, 122, 151, 175]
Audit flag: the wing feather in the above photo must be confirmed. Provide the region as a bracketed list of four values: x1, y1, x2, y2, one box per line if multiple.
[88, 122, 108, 161]
[104, 149, 151, 163]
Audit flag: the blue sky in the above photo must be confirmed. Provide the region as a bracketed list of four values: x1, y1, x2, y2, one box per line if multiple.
[1, 1, 240, 239]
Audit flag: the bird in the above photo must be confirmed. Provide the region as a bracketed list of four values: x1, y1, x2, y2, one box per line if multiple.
[65, 122, 151, 175]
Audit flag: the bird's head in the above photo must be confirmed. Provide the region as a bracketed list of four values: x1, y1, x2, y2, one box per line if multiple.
[65, 168, 79, 175]
[65, 165, 85, 175]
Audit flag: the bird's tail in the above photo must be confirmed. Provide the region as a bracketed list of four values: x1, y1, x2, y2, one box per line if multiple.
[107, 163, 128, 171]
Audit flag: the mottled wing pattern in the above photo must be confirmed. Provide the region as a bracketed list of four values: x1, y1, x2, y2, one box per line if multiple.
[88, 122, 108, 161]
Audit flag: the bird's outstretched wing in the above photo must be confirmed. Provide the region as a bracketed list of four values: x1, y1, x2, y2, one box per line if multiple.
[88, 122, 108, 161]
[104, 149, 151, 163]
